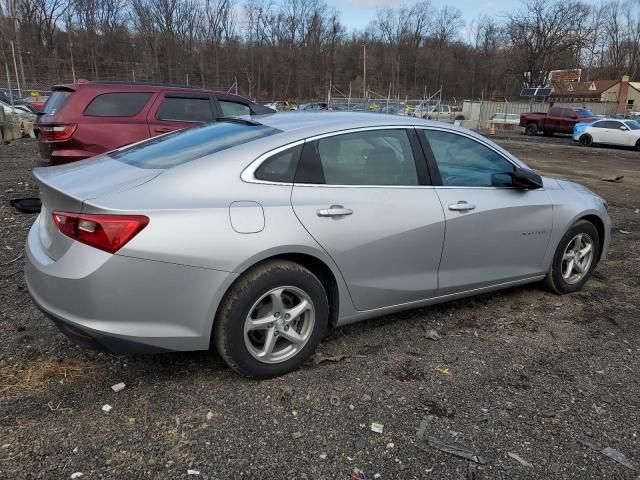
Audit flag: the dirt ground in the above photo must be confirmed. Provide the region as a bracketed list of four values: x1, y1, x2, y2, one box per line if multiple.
[0, 135, 638, 480]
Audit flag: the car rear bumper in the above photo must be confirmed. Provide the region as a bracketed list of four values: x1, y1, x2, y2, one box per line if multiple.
[25, 217, 237, 353]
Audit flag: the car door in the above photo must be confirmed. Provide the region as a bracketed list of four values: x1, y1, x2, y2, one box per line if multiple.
[146, 92, 215, 136]
[291, 127, 446, 311]
[592, 120, 620, 144]
[561, 109, 578, 133]
[418, 128, 553, 295]
[545, 107, 563, 132]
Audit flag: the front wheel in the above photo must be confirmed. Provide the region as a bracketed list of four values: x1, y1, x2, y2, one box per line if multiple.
[544, 220, 600, 294]
[636, 139, 640, 152]
[214, 260, 328, 378]
[580, 134, 593, 147]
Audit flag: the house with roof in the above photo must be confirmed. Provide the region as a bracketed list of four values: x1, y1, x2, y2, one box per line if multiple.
[551, 75, 639, 115]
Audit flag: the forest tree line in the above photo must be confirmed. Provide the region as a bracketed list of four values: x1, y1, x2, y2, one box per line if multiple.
[1, 0, 640, 101]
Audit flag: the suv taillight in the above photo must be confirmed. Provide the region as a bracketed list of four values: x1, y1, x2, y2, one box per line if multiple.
[39, 124, 77, 141]
[52, 211, 149, 253]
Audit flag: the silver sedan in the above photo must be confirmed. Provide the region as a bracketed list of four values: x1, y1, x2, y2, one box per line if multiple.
[25, 113, 611, 377]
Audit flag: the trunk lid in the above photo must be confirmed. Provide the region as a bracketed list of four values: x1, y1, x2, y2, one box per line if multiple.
[33, 156, 163, 260]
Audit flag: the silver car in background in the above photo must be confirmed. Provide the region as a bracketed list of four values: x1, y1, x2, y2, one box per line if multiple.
[25, 113, 611, 377]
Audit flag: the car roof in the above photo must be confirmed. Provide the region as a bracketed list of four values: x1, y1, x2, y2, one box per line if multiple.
[254, 111, 456, 138]
[50, 81, 254, 102]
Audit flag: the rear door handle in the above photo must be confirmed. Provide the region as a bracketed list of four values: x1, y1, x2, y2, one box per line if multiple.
[317, 205, 353, 217]
[448, 201, 476, 212]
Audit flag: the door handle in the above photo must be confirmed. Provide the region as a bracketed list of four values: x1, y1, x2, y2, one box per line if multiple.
[154, 127, 173, 133]
[448, 201, 476, 212]
[317, 205, 353, 217]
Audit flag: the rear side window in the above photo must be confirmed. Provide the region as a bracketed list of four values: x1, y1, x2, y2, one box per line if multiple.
[594, 121, 619, 129]
[109, 122, 281, 169]
[296, 129, 419, 186]
[219, 100, 251, 117]
[158, 96, 213, 122]
[254, 145, 302, 182]
[42, 91, 71, 115]
[84, 92, 152, 117]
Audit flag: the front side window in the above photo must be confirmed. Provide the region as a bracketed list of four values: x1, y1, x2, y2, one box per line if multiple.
[549, 108, 562, 117]
[421, 130, 514, 187]
[296, 129, 419, 186]
[219, 100, 251, 117]
[158, 96, 213, 122]
[254, 145, 302, 182]
[562, 109, 578, 118]
[576, 109, 595, 117]
[84, 92, 152, 117]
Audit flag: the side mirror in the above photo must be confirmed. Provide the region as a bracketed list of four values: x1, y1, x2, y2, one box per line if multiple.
[619, 126, 628, 131]
[511, 167, 544, 189]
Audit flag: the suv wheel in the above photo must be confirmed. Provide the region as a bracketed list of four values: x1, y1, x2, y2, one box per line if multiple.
[525, 123, 539, 135]
[580, 134, 593, 147]
[214, 260, 328, 378]
[544, 220, 600, 294]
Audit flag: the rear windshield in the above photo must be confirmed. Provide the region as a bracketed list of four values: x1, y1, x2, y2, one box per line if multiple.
[42, 91, 71, 115]
[108, 121, 281, 169]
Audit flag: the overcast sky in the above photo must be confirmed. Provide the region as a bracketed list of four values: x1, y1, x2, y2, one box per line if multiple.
[326, 0, 521, 32]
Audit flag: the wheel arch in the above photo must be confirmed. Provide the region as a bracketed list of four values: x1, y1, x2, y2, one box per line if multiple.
[578, 214, 606, 262]
[212, 248, 346, 343]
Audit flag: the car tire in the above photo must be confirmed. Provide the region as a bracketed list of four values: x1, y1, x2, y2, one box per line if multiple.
[525, 123, 539, 135]
[544, 220, 600, 294]
[580, 134, 593, 147]
[636, 139, 640, 152]
[214, 260, 328, 378]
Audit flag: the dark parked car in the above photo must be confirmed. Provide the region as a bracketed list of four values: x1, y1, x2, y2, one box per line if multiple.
[0, 91, 36, 113]
[35, 81, 274, 166]
[519, 107, 598, 136]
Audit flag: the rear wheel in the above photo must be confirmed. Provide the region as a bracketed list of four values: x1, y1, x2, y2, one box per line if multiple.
[525, 123, 539, 135]
[214, 260, 328, 378]
[580, 134, 593, 147]
[544, 220, 600, 294]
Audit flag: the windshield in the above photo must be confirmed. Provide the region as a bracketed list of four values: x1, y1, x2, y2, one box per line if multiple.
[624, 120, 640, 130]
[108, 121, 281, 169]
[575, 109, 595, 117]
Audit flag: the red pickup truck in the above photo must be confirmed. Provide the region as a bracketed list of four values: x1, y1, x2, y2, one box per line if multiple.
[519, 107, 598, 135]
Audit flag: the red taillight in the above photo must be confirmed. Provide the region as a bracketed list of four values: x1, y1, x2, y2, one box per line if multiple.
[52, 211, 149, 254]
[39, 124, 77, 141]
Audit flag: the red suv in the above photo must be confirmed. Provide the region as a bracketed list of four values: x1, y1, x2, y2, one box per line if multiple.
[35, 81, 274, 166]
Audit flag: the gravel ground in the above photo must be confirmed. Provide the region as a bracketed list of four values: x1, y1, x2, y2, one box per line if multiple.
[0, 136, 639, 480]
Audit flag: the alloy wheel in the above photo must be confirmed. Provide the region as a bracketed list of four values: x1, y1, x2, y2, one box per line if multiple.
[243, 286, 315, 364]
[561, 233, 594, 284]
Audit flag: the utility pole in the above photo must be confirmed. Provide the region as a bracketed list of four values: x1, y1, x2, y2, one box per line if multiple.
[10, 41, 21, 97]
[67, 15, 76, 83]
[362, 44, 366, 100]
